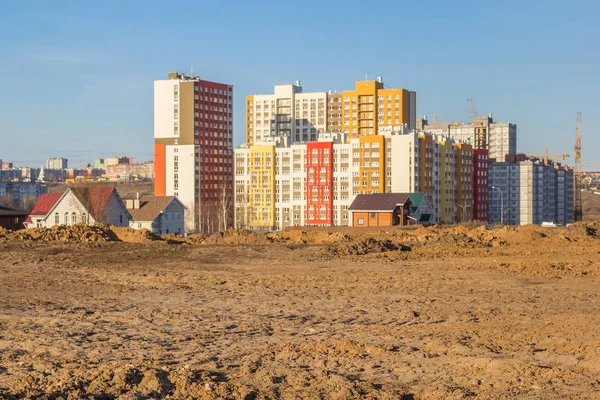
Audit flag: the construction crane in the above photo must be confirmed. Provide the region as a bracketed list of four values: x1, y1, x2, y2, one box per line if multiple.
[467, 98, 477, 119]
[432, 113, 437, 124]
[574, 112, 583, 222]
[529, 147, 570, 166]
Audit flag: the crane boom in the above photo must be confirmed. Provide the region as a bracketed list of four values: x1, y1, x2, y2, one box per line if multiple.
[467, 98, 477, 119]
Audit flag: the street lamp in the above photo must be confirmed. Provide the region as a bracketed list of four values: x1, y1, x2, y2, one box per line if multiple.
[491, 186, 504, 225]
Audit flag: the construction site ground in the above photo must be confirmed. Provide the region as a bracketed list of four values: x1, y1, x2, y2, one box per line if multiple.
[1, 222, 600, 399]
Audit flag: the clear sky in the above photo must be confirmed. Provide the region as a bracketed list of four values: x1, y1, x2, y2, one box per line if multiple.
[1, 0, 598, 169]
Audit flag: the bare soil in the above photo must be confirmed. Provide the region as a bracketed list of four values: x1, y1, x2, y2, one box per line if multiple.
[1, 223, 600, 399]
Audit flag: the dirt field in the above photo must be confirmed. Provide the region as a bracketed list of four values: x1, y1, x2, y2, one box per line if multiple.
[1, 223, 600, 399]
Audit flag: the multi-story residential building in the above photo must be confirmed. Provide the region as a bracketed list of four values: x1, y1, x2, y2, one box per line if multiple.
[0, 181, 47, 209]
[234, 127, 477, 230]
[154, 72, 234, 232]
[105, 162, 154, 180]
[419, 114, 516, 162]
[245, 78, 416, 146]
[46, 158, 68, 170]
[488, 158, 574, 225]
[473, 148, 489, 221]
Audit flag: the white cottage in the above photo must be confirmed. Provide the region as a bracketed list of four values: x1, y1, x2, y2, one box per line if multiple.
[33, 187, 131, 227]
[126, 195, 186, 235]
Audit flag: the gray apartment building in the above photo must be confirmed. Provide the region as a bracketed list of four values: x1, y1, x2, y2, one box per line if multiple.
[488, 159, 574, 225]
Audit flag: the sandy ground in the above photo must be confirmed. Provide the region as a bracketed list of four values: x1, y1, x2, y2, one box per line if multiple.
[1, 224, 600, 399]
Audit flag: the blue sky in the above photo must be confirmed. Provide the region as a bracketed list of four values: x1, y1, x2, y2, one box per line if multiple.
[0, 0, 598, 168]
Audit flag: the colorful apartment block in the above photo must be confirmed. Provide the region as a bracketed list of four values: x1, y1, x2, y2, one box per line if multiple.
[234, 126, 480, 230]
[306, 141, 334, 225]
[245, 78, 416, 146]
[473, 148, 489, 221]
[154, 72, 233, 232]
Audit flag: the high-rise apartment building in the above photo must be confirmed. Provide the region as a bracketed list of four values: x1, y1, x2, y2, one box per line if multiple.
[245, 78, 416, 146]
[488, 158, 574, 225]
[46, 158, 68, 170]
[473, 148, 489, 221]
[419, 114, 516, 162]
[234, 127, 477, 230]
[154, 72, 233, 232]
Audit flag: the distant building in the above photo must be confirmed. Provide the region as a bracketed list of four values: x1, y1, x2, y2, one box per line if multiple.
[488, 158, 574, 225]
[46, 158, 68, 170]
[105, 156, 134, 167]
[125, 195, 186, 235]
[105, 162, 154, 181]
[26, 187, 131, 228]
[1, 161, 13, 169]
[94, 158, 105, 169]
[419, 114, 517, 162]
[0, 182, 47, 209]
[154, 72, 234, 232]
[473, 148, 489, 221]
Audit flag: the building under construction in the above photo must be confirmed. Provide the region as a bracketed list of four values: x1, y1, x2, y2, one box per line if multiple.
[418, 114, 517, 162]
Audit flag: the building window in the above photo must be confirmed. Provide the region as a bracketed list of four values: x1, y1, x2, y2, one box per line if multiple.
[65, 213, 69, 225]
[55, 213, 59, 224]
[357, 218, 365, 225]
[82, 213, 87, 224]
[119, 214, 123, 224]
[370, 212, 376, 218]
[72, 212, 77, 224]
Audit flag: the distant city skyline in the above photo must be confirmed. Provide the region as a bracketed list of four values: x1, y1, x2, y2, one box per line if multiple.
[1, 0, 599, 168]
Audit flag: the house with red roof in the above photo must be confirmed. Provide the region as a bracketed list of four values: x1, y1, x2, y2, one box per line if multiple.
[24, 193, 62, 228]
[25, 187, 131, 228]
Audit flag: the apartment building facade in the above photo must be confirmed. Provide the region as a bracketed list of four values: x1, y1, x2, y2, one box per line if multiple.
[419, 114, 516, 162]
[245, 78, 416, 146]
[488, 159, 574, 225]
[234, 128, 477, 230]
[473, 148, 489, 221]
[154, 72, 233, 232]
[46, 158, 68, 170]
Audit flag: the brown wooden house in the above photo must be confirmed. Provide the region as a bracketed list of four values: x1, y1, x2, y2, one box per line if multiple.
[0, 206, 28, 231]
[348, 194, 413, 227]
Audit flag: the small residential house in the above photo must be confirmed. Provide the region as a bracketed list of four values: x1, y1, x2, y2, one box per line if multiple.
[26, 187, 131, 228]
[24, 193, 62, 228]
[348, 193, 413, 227]
[126, 195, 186, 235]
[0, 206, 28, 230]
[407, 193, 434, 224]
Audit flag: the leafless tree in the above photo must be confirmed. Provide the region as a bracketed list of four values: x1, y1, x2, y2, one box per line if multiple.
[217, 185, 232, 232]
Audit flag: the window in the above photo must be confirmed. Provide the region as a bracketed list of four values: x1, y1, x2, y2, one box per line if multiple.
[357, 218, 365, 225]
[370, 212, 376, 218]
[65, 213, 69, 225]
[119, 214, 123, 224]
[55, 213, 59, 224]
[82, 213, 87, 224]
[72, 212, 77, 224]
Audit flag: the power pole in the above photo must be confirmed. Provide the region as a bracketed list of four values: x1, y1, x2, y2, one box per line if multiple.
[574, 112, 583, 222]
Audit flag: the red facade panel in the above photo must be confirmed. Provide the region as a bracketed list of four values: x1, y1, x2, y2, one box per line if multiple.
[195, 80, 233, 203]
[473, 148, 489, 221]
[306, 142, 333, 226]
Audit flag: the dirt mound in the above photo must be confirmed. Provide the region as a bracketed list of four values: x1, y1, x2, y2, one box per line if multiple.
[203, 229, 272, 245]
[269, 230, 354, 244]
[7, 224, 118, 242]
[110, 226, 162, 243]
[561, 221, 599, 242]
[329, 237, 411, 256]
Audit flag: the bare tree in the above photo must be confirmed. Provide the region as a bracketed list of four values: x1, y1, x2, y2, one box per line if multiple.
[217, 185, 232, 232]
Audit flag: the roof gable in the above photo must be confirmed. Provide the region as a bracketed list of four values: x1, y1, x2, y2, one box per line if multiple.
[70, 187, 116, 219]
[28, 194, 62, 216]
